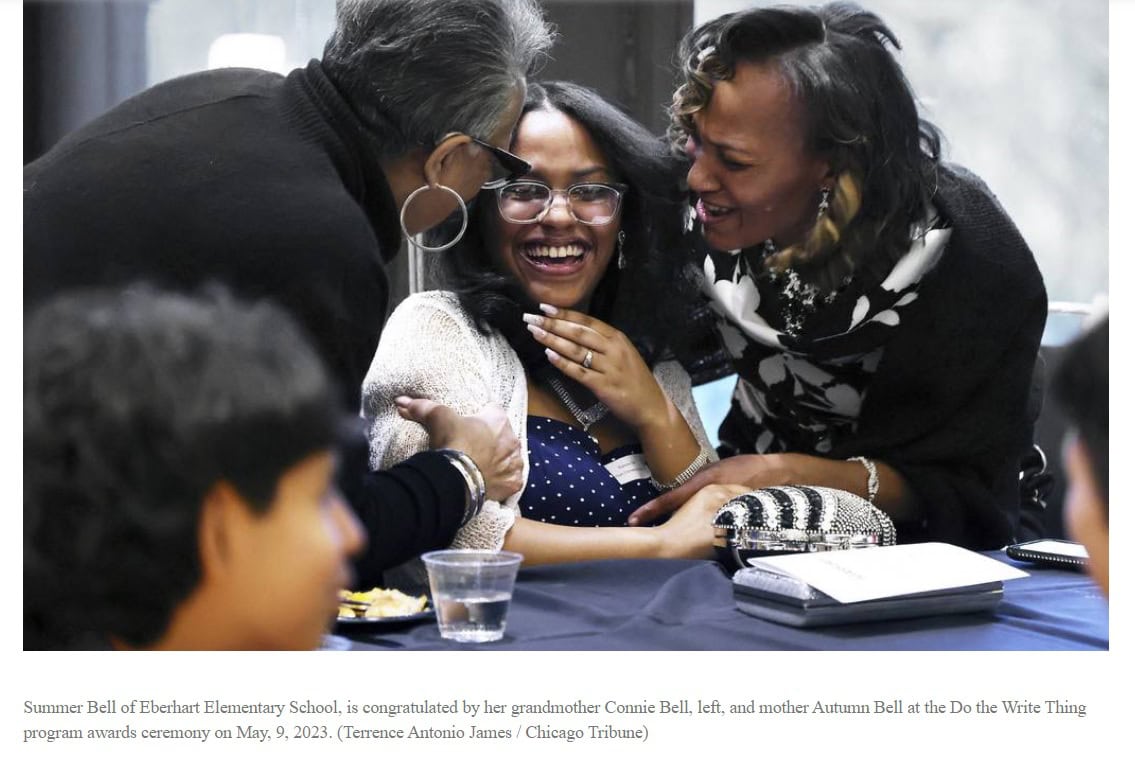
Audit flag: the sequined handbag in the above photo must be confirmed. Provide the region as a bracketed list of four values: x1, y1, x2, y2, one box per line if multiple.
[713, 485, 897, 571]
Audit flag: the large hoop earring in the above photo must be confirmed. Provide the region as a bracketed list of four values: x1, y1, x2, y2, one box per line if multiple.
[399, 183, 469, 252]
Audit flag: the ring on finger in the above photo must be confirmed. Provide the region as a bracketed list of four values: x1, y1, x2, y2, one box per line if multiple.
[582, 350, 594, 370]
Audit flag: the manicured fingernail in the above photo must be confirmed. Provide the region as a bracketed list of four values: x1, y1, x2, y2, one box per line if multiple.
[522, 313, 543, 326]
[527, 324, 546, 338]
[394, 395, 411, 406]
[539, 303, 559, 316]
[545, 348, 561, 362]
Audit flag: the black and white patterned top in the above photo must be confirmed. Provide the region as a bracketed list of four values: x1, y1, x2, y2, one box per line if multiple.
[702, 217, 951, 456]
[689, 166, 1047, 550]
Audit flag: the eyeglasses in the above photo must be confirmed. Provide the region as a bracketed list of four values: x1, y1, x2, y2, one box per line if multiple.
[495, 180, 628, 225]
[469, 136, 532, 190]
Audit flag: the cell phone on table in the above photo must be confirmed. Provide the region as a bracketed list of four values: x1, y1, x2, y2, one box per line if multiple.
[1005, 539, 1088, 570]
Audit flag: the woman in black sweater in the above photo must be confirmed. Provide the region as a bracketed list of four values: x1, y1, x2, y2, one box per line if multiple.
[23, 0, 553, 582]
[629, 2, 1046, 549]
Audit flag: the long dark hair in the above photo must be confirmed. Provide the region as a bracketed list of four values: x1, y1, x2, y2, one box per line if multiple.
[429, 81, 696, 373]
[671, 2, 943, 291]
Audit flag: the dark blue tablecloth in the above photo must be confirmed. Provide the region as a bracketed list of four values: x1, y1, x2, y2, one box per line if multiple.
[340, 553, 1108, 651]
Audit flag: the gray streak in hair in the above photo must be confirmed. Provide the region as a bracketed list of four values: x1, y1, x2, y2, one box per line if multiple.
[323, 0, 554, 158]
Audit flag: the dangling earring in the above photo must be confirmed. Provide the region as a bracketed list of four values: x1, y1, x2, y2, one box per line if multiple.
[617, 230, 627, 270]
[761, 239, 777, 258]
[399, 183, 469, 252]
[816, 186, 832, 221]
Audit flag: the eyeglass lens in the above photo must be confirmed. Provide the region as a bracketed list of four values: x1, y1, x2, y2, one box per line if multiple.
[498, 183, 621, 224]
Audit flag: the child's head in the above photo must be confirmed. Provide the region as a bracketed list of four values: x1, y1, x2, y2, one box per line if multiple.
[24, 286, 365, 649]
[1053, 316, 1108, 595]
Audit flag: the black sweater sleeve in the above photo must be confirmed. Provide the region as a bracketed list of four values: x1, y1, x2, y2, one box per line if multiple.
[337, 429, 466, 587]
[842, 165, 1047, 549]
[874, 303, 1045, 549]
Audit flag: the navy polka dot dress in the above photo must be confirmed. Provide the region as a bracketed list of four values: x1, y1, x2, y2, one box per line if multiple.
[520, 416, 661, 526]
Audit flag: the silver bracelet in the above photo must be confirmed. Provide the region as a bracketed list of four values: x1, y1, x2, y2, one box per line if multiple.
[437, 449, 485, 526]
[848, 456, 879, 504]
[650, 449, 711, 492]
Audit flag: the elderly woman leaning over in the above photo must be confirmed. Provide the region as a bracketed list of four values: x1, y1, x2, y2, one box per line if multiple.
[365, 81, 745, 571]
[629, 2, 1047, 550]
[24, 0, 555, 585]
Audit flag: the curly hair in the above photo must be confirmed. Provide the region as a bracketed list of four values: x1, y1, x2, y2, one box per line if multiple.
[430, 80, 698, 373]
[670, 2, 943, 291]
[24, 286, 344, 649]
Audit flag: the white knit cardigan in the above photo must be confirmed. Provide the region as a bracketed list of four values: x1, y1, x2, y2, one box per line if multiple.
[362, 290, 716, 555]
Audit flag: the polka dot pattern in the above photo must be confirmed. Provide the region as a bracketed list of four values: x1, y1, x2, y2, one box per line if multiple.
[520, 416, 660, 526]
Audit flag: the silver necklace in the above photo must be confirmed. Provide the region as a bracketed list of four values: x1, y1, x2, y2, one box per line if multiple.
[756, 239, 837, 337]
[546, 376, 608, 431]
[770, 267, 835, 336]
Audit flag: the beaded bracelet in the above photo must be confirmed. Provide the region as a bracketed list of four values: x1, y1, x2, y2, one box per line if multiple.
[847, 456, 879, 504]
[437, 448, 486, 526]
[650, 449, 711, 492]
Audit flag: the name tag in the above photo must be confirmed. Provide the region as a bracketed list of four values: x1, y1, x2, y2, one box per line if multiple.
[604, 453, 651, 485]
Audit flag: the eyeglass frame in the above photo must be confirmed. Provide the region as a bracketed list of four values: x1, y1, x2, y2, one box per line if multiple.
[468, 136, 532, 190]
[492, 179, 630, 226]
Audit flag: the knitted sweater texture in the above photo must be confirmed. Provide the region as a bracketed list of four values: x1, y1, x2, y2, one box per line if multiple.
[363, 291, 716, 554]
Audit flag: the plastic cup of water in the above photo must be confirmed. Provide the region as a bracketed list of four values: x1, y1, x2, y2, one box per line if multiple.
[421, 550, 523, 643]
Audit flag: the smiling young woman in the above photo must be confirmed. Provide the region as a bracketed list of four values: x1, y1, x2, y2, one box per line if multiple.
[361, 81, 745, 576]
[485, 107, 625, 312]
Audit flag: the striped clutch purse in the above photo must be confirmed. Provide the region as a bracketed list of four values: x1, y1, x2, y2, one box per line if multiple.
[712, 485, 897, 571]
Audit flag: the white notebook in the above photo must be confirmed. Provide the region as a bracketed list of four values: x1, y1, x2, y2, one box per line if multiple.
[740, 542, 1029, 604]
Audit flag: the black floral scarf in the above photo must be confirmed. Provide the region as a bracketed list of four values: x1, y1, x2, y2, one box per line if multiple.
[701, 216, 951, 456]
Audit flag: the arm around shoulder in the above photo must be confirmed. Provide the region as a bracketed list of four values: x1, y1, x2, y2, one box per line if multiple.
[362, 292, 496, 469]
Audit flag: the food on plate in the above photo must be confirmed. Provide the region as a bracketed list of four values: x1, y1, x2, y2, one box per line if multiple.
[338, 587, 428, 619]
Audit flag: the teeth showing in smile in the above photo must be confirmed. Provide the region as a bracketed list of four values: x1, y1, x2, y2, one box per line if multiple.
[703, 201, 730, 216]
[525, 244, 585, 259]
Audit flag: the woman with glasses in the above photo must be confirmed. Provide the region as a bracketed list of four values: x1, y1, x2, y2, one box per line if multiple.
[627, 3, 1047, 551]
[364, 81, 745, 568]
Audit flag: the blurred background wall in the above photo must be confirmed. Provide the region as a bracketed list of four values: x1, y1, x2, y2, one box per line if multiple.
[24, 0, 1108, 458]
[25, 0, 1107, 330]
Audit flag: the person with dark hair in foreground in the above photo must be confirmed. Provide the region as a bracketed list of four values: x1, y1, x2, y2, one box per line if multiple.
[629, 2, 1047, 549]
[24, 287, 366, 650]
[23, 0, 555, 583]
[365, 82, 745, 572]
[1052, 317, 1108, 595]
